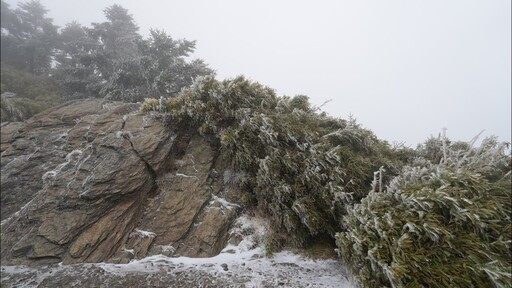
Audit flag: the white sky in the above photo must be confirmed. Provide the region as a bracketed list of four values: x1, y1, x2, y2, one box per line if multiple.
[5, 0, 511, 147]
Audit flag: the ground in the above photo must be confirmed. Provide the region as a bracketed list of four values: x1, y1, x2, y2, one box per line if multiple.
[1, 215, 355, 287]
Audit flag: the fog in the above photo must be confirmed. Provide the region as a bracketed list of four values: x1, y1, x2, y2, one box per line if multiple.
[5, 0, 511, 146]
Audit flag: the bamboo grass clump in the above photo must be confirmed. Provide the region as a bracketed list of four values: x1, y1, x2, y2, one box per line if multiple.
[336, 137, 511, 287]
[141, 76, 397, 248]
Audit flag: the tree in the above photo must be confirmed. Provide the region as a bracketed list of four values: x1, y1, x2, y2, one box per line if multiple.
[0, 0, 59, 74]
[1, 0, 24, 69]
[53, 22, 100, 98]
[2, 2, 214, 102]
[140, 29, 199, 97]
[1, 0, 21, 33]
[99, 28, 214, 102]
[88, 4, 141, 78]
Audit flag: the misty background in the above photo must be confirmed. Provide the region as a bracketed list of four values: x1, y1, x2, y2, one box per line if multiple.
[4, 0, 511, 147]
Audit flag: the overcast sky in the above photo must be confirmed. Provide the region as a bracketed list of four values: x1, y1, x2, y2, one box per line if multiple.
[5, 0, 511, 147]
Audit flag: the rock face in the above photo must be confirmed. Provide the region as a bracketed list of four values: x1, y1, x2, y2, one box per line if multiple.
[0, 99, 241, 265]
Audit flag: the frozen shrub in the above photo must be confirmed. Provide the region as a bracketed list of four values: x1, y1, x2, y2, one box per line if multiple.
[140, 98, 163, 112]
[223, 169, 245, 188]
[141, 76, 403, 248]
[336, 136, 511, 288]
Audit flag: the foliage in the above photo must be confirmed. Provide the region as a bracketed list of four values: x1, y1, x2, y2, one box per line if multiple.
[98, 29, 214, 102]
[1, 1, 213, 102]
[142, 76, 402, 247]
[52, 21, 101, 99]
[336, 135, 512, 288]
[57, 4, 214, 102]
[0, 0, 59, 74]
[0, 64, 62, 121]
[1, 94, 46, 122]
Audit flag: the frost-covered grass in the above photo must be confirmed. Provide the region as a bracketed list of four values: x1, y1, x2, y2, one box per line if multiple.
[336, 136, 512, 288]
[141, 76, 511, 287]
[1, 64, 63, 122]
[141, 75, 402, 248]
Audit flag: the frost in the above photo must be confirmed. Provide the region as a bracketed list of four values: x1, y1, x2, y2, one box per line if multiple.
[66, 149, 83, 162]
[102, 102, 122, 110]
[229, 215, 269, 252]
[209, 195, 240, 210]
[129, 229, 156, 238]
[0, 198, 34, 227]
[175, 173, 197, 179]
[116, 130, 133, 139]
[159, 245, 176, 254]
[25, 214, 352, 287]
[337, 133, 511, 287]
[122, 247, 135, 255]
[42, 149, 83, 184]
[223, 169, 244, 187]
[174, 159, 186, 168]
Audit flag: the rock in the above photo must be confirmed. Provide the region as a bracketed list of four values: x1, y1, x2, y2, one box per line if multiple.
[221, 263, 228, 271]
[0, 99, 241, 265]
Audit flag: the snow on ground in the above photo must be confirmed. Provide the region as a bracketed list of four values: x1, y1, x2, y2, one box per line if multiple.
[1, 215, 356, 288]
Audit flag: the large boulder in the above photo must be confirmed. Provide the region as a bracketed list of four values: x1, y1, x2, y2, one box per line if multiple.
[1, 99, 241, 265]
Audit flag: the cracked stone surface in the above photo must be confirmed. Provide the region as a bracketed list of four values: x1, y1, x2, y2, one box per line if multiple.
[0, 213, 355, 288]
[1, 99, 242, 265]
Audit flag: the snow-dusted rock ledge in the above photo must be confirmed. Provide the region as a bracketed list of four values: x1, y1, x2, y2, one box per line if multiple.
[1, 214, 355, 288]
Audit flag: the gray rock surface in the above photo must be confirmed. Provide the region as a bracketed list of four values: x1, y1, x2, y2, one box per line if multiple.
[0, 250, 354, 288]
[1, 99, 241, 265]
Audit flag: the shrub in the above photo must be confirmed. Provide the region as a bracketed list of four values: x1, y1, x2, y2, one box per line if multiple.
[142, 75, 403, 247]
[336, 136, 512, 287]
[0, 65, 62, 121]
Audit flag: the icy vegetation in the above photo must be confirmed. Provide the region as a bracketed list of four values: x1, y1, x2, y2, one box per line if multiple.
[1, 215, 355, 288]
[142, 75, 403, 249]
[141, 76, 511, 287]
[336, 136, 511, 287]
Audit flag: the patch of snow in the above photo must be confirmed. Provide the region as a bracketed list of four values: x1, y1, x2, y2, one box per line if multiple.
[175, 173, 198, 179]
[1, 214, 356, 288]
[122, 247, 135, 255]
[116, 130, 133, 139]
[174, 159, 186, 167]
[223, 169, 244, 186]
[209, 195, 240, 210]
[159, 245, 176, 254]
[65, 149, 83, 162]
[129, 229, 156, 238]
[42, 149, 83, 184]
[90, 245, 355, 287]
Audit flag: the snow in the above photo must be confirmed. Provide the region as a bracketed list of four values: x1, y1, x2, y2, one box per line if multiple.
[130, 229, 156, 238]
[209, 195, 240, 210]
[42, 149, 83, 183]
[122, 247, 135, 255]
[90, 247, 355, 287]
[116, 130, 133, 139]
[1, 214, 356, 288]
